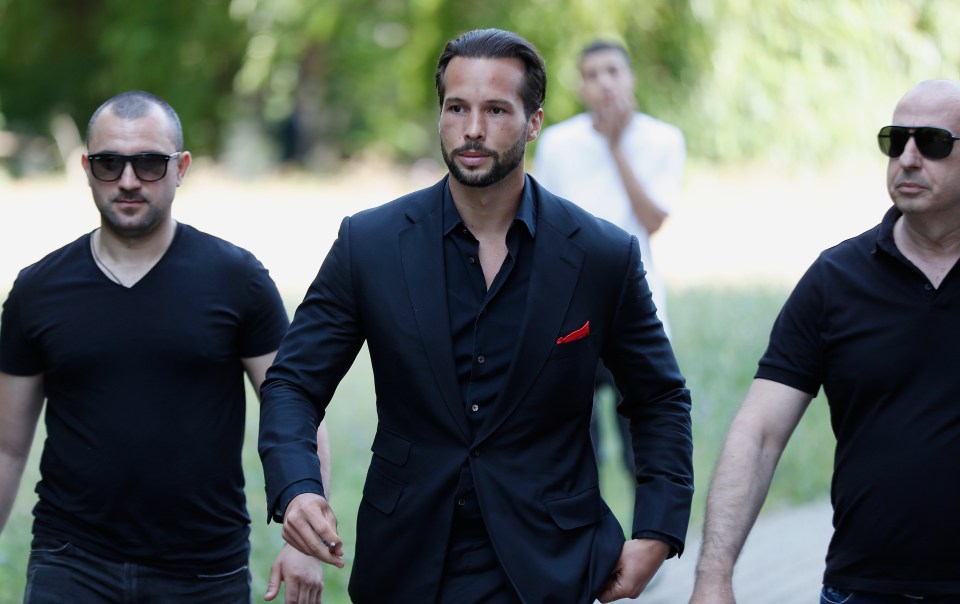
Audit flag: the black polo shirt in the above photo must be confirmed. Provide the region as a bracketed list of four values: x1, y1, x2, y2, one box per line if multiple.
[757, 206, 960, 596]
[442, 178, 535, 519]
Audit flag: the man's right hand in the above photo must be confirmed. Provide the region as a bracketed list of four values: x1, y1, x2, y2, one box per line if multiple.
[590, 88, 634, 148]
[282, 493, 344, 568]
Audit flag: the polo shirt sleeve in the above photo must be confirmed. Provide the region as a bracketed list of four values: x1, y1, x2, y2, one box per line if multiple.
[755, 259, 825, 396]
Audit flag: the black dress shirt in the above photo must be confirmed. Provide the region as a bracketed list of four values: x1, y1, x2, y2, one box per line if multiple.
[442, 180, 536, 520]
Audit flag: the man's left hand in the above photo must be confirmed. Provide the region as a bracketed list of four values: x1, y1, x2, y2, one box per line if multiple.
[264, 543, 326, 603]
[596, 538, 670, 603]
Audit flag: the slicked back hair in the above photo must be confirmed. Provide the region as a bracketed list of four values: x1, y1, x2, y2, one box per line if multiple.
[86, 91, 184, 151]
[435, 28, 546, 118]
[580, 40, 633, 69]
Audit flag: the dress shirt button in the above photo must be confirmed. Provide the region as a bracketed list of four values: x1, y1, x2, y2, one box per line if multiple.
[471, 449, 480, 457]
[477, 355, 485, 364]
[471, 404, 479, 412]
[924, 283, 933, 291]
[467, 256, 476, 264]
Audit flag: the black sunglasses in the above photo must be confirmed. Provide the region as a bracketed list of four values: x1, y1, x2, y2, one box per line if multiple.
[87, 152, 181, 182]
[877, 126, 960, 160]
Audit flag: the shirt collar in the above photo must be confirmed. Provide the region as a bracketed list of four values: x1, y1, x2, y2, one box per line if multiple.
[875, 205, 903, 257]
[442, 175, 538, 238]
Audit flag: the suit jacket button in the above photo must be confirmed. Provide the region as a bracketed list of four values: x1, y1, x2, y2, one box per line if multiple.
[471, 449, 480, 457]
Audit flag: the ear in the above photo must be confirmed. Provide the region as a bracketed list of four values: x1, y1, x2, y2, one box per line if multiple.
[80, 153, 95, 187]
[527, 108, 544, 142]
[175, 151, 192, 186]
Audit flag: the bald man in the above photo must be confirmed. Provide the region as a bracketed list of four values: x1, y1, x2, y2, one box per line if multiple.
[691, 80, 960, 604]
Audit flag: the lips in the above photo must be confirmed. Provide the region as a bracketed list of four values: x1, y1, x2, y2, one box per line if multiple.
[896, 181, 927, 194]
[457, 152, 490, 167]
[456, 142, 494, 164]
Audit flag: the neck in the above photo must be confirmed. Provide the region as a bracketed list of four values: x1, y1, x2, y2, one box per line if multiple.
[895, 212, 960, 257]
[98, 217, 178, 260]
[449, 167, 526, 237]
[894, 214, 960, 287]
[92, 219, 177, 287]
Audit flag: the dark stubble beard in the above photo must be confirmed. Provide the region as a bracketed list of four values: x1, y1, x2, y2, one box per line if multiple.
[98, 196, 166, 239]
[441, 130, 527, 188]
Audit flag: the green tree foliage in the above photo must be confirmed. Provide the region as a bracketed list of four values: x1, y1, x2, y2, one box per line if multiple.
[229, 0, 707, 164]
[0, 0, 247, 155]
[1, 0, 959, 167]
[683, 0, 960, 162]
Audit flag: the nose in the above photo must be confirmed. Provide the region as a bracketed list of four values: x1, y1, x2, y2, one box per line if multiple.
[898, 136, 922, 169]
[117, 160, 142, 189]
[464, 112, 485, 141]
[596, 72, 616, 93]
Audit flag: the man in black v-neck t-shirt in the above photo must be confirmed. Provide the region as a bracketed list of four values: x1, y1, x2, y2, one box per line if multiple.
[0, 91, 329, 603]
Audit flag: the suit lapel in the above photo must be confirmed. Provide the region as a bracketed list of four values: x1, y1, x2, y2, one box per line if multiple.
[476, 182, 585, 443]
[399, 179, 471, 440]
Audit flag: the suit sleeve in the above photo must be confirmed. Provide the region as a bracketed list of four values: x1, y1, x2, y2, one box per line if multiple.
[600, 236, 694, 554]
[258, 216, 366, 520]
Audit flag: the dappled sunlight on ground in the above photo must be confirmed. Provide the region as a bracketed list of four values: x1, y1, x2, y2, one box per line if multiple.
[170, 160, 437, 299]
[1, 155, 890, 299]
[0, 158, 878, 603]
[656, 155, 889, 289]
[0, 158, 442, 299]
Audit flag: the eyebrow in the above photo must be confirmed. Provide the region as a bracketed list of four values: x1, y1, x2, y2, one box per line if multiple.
[444, 96, 515, 107]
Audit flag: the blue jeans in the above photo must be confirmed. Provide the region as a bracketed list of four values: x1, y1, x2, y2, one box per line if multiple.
[822, 585, 960, 604]
[24, 537, 251, 603]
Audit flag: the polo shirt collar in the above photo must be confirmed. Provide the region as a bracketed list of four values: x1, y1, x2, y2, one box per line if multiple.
[875, 205, 903, 258]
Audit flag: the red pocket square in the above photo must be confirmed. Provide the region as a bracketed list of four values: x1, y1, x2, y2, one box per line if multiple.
[556, 321, 590, 345]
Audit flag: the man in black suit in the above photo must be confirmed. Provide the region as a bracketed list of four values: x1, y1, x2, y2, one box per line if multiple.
[258, 28, 693, 603]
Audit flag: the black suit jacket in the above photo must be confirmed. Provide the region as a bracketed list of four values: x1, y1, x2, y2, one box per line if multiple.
[259, 175, 693, 603]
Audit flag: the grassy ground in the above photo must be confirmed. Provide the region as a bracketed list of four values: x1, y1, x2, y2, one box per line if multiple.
[0, 285, 834, 604]
[0, 160, 876, 601]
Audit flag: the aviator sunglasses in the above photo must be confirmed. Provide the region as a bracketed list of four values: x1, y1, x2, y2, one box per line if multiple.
[87, 152, 181, 182]
[877, 126, 960, 160]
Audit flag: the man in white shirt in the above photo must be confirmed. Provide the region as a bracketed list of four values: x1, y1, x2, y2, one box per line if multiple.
[535, 40, 685, 475]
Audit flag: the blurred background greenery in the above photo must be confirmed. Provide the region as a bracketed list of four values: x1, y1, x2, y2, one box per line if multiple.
[0, 0, 956, 601]
[1, 0, 959, 176]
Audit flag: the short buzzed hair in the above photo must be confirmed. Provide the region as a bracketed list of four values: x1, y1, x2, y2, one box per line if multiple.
[86, 91, 184, 150]
[435, 28, 547, 118]
[580, 40, 632, 69]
